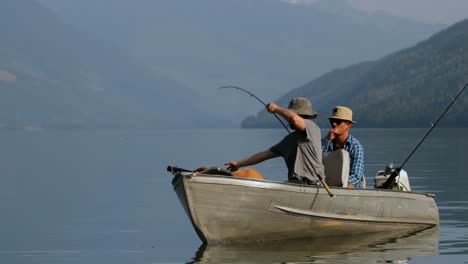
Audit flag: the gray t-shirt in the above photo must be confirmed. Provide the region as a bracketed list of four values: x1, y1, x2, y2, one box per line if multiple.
[269, 119, 325, 182]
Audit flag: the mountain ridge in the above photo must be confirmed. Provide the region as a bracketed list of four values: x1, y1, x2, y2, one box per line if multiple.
[0, 0, 222, 129]
[1, 0, 455, 129]
[242, 19, 468, 128]
[38, 0, 444, 106]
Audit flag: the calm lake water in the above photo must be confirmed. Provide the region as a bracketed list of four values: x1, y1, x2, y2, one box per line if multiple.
[0, 128, 467, 263]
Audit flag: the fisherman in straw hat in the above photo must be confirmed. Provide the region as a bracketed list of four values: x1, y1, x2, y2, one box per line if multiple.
[225, 97, 325, 185]
[322, 106, 364, 188]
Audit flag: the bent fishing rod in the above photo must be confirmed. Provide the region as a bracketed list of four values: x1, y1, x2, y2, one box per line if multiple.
[220, 85, 334, 197]
[219, 86, 292, 133]
[382, 80, 468, 189]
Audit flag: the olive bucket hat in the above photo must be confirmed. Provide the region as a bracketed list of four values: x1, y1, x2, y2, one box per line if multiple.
[288, 97, 317, 119]
[328, 106, 356, 123]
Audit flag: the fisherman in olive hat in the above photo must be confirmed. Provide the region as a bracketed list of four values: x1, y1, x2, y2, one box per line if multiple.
[225, 97, 325, 185]
[322, 106, 365, 188]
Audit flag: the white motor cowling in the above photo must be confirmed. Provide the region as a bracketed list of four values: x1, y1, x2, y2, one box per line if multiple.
[374, 163, 411, 191]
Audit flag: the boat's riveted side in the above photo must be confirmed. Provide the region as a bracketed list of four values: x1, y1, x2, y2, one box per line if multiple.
[173, 173, 439, 243]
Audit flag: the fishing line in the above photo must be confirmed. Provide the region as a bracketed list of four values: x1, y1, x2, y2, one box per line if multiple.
[382, 80, 468, 189]
[220, 85, 334, 197]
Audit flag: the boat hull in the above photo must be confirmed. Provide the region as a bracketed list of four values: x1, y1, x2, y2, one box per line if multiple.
[172, 173, 439, 243]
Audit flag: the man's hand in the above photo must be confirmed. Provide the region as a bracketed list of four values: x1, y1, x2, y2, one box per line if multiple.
[224, 161, 240, 172]
[327, 127, 342, 141]
[266, 103, 278, 113]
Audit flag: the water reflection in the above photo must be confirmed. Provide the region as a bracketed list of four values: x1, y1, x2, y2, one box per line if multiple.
[188, 227, 439, 264]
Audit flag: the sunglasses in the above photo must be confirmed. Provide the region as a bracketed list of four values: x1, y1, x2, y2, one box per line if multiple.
[329, 118, 344, 125]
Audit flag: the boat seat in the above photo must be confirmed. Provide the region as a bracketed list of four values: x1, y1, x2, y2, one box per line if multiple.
[322, 149, 350, 187]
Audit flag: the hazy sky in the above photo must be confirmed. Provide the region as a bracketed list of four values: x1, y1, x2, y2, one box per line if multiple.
[348, 0, 468, 25]
[285, 0, 468, 25]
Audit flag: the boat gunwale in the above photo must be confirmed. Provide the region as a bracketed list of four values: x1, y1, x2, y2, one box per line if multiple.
[176, 172, 437, 199]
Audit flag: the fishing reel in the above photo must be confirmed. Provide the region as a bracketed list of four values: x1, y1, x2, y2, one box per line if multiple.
[384, 163, 396, 176]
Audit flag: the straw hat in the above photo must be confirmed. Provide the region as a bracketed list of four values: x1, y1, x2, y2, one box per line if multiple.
[288, 97, 317, 119]
[328, 106, 356, 123]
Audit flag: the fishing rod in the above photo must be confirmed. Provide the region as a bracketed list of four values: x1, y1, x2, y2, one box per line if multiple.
[220, 85, 334, 197]
[382, 81, 468, 189]
[219, 86, 292, 133]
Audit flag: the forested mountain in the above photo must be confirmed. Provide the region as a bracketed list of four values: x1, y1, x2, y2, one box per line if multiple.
[1, 0, 454, 129]
[242, 19, 468, 128]
[0, 0, 214, 130]
[38, 0, 442, 115]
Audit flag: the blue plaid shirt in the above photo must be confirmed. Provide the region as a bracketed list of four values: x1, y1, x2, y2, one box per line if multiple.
[322, 134, 364, 188]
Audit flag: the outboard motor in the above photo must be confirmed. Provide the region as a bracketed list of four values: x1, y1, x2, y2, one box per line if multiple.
[374, 163, 411, 191]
